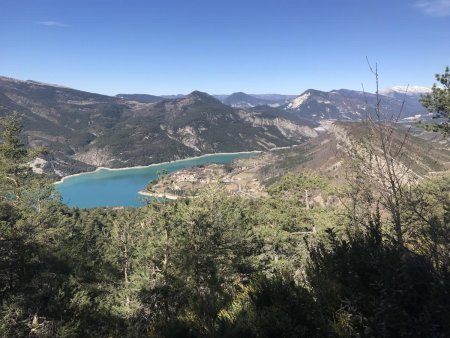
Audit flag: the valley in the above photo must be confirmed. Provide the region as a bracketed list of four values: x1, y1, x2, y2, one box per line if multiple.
[2, 75, 448, 208]
[0, 76, 433, 180]
[2, 1, 450, 336]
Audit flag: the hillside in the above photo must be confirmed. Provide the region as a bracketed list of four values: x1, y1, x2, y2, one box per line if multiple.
[256, 121, 450, 182]
[0, 76, 437, 178]
[0, 76, 316, 177]
[283, 88, 428, 121]
[147, 121, 450, 199]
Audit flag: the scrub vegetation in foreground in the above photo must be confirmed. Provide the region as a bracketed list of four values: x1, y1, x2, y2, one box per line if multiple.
[0, 68, 449, 337]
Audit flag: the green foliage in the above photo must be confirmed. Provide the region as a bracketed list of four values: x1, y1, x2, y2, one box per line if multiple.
[405, 174, 450, 269]
[263, 171, 339, 233]
[0, 114, 65, 337]
[140, 187, 257, 335]
[306, 222, 450, 337]
[421, 66, 450, 133]
[1, 113, 449, 337]
[218, 274, 320, 337]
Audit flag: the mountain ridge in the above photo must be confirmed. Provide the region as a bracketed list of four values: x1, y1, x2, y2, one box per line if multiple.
[283, 87, 428, 121]
[0, 75, 434, 177]
[0, 76, 315, 177]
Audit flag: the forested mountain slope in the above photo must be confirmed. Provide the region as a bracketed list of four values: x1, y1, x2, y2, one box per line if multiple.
[0, 76, 316, 176]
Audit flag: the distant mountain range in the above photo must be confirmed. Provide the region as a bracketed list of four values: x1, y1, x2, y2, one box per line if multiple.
[379, 86, 432, 109]
[283, 88, 429, 121]
[116, 88, 429, 120]
[380, 85, 432, 97]
[115, 92, 296, 108]
[218, 92, 296, 108]
[0, 76, 432, 177]
[0, 77, 315, 177]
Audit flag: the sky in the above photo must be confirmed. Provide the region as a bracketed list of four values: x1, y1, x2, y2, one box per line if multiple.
[1, 0, 449, 96]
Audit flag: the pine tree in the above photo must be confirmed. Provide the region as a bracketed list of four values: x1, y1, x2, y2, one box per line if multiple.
[0, 113, 58, 336]
[420, 66, 450, 133]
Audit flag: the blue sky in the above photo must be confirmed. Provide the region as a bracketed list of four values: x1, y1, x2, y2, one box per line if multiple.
[1, 0, 449, 95]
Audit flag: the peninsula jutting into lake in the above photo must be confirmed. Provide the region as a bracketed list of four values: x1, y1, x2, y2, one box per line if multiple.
[55, 152, 259, 208]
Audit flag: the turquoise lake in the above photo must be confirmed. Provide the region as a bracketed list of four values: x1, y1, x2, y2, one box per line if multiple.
[55, 152, 259, 208]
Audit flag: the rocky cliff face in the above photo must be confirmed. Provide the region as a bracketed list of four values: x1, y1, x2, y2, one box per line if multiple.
[74, 148, 114, 167]
[237, 111, 318, 138]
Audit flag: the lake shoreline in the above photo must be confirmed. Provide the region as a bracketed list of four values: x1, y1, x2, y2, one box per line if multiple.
[138, 191, 179, 200]
[54, 150, 262, 185]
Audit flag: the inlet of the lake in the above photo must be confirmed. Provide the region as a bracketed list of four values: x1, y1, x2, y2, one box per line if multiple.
[55, 152, 259, 208]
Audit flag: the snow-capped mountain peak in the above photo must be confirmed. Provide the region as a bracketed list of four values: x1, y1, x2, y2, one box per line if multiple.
[380, 85, 431, 96]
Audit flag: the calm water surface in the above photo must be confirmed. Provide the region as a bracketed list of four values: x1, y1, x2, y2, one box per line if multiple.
[56, 152, 258, 208]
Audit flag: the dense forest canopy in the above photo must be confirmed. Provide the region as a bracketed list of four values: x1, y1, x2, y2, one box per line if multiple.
[0, 75, 449, 337]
